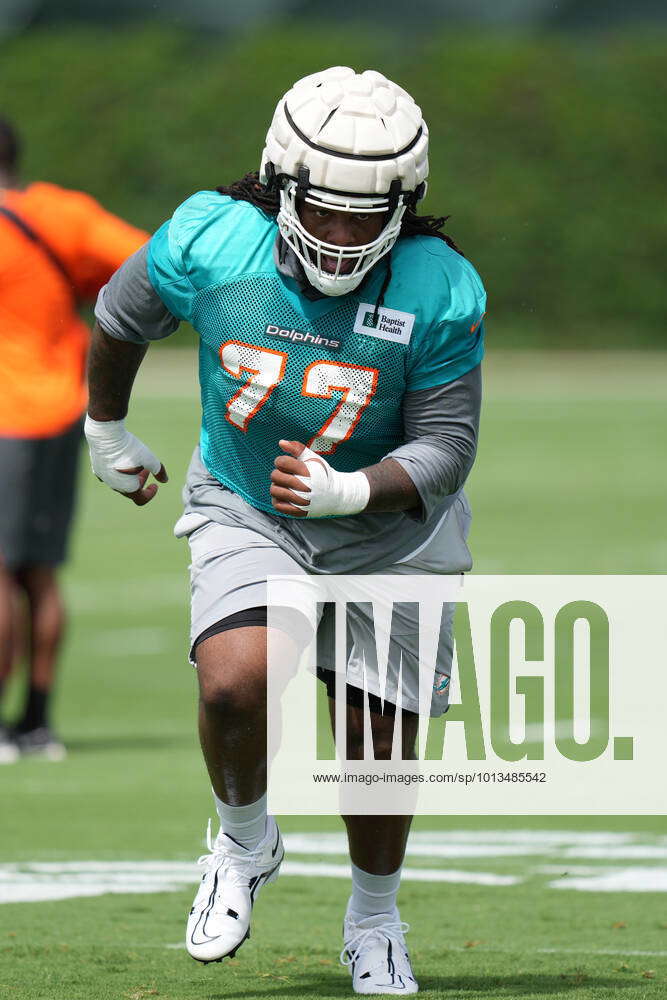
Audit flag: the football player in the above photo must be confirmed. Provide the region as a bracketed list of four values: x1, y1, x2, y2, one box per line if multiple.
[85, 67, 486, 995]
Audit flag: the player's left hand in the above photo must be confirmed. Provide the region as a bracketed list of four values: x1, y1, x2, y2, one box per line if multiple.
[270, 440, 369, 518]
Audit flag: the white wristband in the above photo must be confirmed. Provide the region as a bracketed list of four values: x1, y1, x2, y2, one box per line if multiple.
[293, 446, 370, 517]
[84, 415, 162, 493]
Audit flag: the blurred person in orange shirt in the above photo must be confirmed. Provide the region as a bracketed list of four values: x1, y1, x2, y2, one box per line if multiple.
[0, 117, 149, 761]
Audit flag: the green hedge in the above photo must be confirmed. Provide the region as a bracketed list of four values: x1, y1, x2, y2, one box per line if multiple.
[1, 24, 664, 346]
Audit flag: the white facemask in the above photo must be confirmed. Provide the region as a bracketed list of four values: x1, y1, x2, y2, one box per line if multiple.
[277, 182, 406, 296]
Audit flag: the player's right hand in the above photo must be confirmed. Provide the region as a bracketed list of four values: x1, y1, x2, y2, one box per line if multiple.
[84, 415, 168, 506]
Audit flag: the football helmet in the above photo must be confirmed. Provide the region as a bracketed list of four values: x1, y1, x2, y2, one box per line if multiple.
[260, 67, 429, 296]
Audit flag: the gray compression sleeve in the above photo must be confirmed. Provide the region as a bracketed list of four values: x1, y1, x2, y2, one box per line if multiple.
[94, 243, 180, 344]
[384, 364, 481, 521]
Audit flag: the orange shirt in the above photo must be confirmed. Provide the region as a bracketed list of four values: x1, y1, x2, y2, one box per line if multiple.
[0, 182, 148, 437]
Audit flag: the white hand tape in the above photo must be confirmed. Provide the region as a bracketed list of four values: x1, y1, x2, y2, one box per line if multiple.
[84, 416, 162, 493]
[293, 446, 370, 517]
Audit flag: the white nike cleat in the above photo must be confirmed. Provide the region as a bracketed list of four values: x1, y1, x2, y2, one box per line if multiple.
[341, 907, 419, 995]
[186, 816, 283, 964]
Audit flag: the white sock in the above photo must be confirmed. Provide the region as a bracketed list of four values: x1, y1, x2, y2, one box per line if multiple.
[349, 861, 402, 918]
[214, 791, 267, 849]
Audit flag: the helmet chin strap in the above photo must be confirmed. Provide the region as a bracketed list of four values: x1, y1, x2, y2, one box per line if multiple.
[296, 165, 310, 200]
[387, 179, 402, 216]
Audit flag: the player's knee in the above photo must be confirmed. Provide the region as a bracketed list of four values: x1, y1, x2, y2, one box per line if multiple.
[197, 662, 266, 719]
[199, 680, 266, 720]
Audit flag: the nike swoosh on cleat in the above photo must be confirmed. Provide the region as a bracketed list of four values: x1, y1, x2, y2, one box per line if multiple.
[271, 831, 280, 857]
[189, 927, 224, 947]
[192, 929, 250, 964]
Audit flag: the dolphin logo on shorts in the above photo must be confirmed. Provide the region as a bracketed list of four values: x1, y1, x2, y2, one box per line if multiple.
[433, 672, 450, 694]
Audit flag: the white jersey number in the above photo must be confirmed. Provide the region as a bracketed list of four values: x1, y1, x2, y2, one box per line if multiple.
[303, 361, 379, 455]
[220, 340, 288, 432]
[219, 343, 378, 450]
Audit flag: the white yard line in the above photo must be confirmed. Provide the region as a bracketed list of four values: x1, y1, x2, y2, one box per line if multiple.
[550, 867, 667, 892]
[4, 831, 667, 904]
[0, 859, 519, 903]
[285, 830, 667, 858]
[282, 861, 519, 886]
[563, 847, 667, 860]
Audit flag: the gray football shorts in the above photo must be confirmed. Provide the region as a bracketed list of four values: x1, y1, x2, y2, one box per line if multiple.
[176, 507, 468, 718]
[0, 418, 83, 570]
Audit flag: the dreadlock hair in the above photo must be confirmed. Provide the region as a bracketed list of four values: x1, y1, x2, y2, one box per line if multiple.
[217, 173, 279, 218]
[216, 172, 464, 256]
[0, 117, 20, 174]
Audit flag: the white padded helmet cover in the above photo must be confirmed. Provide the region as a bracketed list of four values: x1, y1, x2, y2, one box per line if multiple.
[260, 66, 429, 198]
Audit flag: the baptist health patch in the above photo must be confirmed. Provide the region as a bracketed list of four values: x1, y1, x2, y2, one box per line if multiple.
[354, 303, 415, 345]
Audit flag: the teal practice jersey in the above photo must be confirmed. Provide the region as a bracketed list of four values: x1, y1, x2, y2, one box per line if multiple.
[147, 191, 486, 515]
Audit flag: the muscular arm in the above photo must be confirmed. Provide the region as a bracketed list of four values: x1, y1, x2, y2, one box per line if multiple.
[87, 322, 148, 421]
[88, 243, 180, 419]
[362, 458, 420, 513]
[378, 366, 482, 519]
[85, 246, 178, 503]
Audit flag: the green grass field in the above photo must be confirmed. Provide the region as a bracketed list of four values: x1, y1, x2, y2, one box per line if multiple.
[1, 350, 666, 1000]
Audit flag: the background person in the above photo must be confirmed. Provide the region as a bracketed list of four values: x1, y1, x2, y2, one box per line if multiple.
[0, 116, 149, 761]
